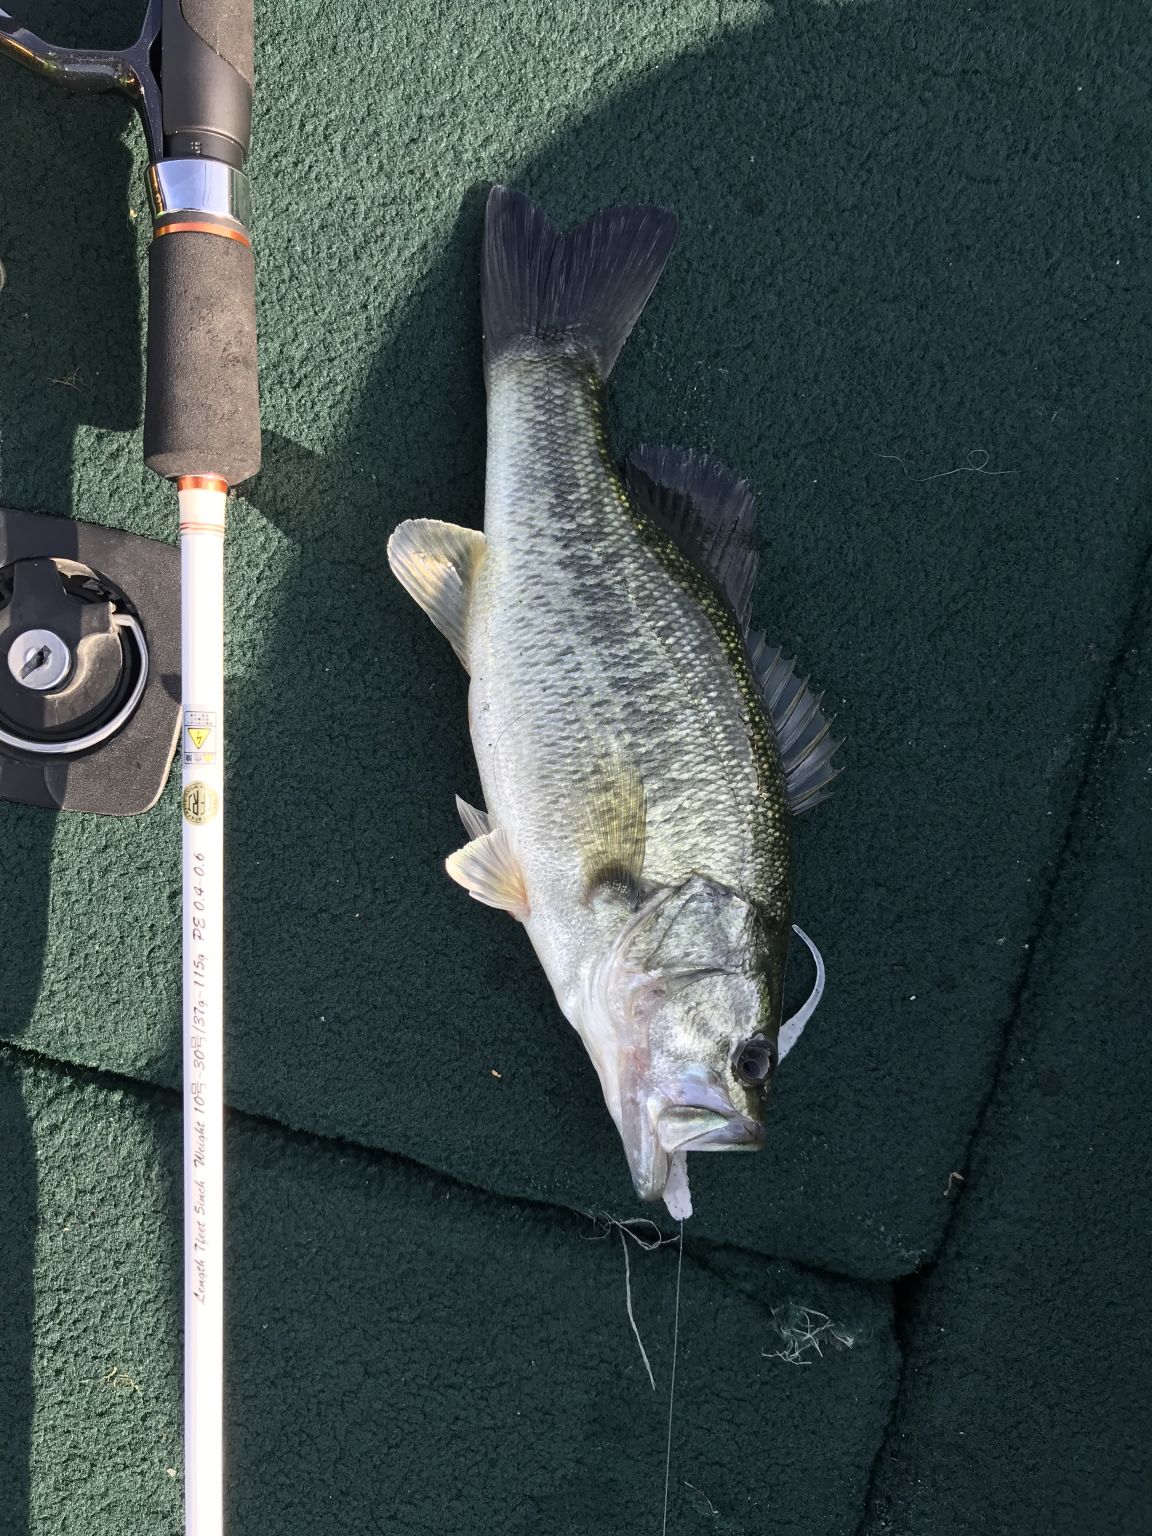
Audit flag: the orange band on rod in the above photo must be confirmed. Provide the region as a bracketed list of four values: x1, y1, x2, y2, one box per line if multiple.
[154, 221, 251, 247]
[179, 521, 227, 536]
[176, 476, 229, 494]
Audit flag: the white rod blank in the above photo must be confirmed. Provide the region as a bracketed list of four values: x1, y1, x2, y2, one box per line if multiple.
[179, 484, 227, 1536]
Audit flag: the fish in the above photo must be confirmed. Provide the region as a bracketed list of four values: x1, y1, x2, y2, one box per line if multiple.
[388, 187, 839, 1219]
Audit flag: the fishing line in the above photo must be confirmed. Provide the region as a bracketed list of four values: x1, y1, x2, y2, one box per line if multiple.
[660, 1220, 684, 1536]
[621, 1228, 657, 1391]
[581, 1210, 678, 1250]
[876, 448, 1017, 481]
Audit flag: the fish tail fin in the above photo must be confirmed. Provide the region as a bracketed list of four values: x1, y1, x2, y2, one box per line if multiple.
[481, 186, 678, 379]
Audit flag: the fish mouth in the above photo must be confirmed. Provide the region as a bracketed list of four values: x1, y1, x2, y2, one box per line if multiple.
[622, 1078, 764, 1204]
[658, 1105, 764, 1154]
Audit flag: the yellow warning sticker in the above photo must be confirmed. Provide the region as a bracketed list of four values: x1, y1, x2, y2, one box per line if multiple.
[184, 709, 217, 766]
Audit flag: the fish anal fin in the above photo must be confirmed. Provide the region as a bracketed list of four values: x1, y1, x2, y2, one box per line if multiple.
[387, 519, 487, 670]
[625, 446, 759, 629]
[747, 633, 843, 813]
[446, 821, 530, 920]
[580, 757, 647, 904]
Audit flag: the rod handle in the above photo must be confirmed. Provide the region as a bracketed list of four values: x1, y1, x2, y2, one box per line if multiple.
[143, 228, 260, 487]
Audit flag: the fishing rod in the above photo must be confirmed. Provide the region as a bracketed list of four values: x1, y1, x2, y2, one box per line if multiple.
[0, 5, 260, 1534]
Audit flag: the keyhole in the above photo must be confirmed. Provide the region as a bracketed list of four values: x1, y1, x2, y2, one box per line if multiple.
[7, 628, 73, 692]
[20, 645, 52, 681]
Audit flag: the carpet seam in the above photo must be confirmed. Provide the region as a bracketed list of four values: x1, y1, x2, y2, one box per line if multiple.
[0, 1034, 881, 1289]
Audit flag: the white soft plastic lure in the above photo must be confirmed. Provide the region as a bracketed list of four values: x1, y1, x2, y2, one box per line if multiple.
[389, 188, 839, 1217]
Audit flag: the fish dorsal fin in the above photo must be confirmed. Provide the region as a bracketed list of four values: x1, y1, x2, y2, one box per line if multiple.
[625, 446, 759, 629]
[579, 757, 647, 902]
[625, 447, 843, 810]
[747, 634, 842, 813]
[387, 519, 487, 670]
[445, 820, 530, 920]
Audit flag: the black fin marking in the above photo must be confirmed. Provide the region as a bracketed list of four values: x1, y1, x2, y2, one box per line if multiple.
[747, 635, 843, 813]
[481, 186, 678, 378]
[625, 446, 760, 629]
[579, 757, 647, 904]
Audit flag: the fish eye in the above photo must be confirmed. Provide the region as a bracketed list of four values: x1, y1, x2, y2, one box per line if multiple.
[734, 1036, 777, 1088]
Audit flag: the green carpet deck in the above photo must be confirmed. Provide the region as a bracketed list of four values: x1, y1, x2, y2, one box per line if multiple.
[1, 1, 1149, 1531]
[0, 1055, 898, 1534]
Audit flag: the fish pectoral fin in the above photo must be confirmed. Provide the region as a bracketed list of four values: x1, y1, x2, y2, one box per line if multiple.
[579, 757, 647, 904]
[625, 445, 759, 630]
[445, 822, 530, 920]
[747, 634, 843, 813]
[386, 519, 487, 670]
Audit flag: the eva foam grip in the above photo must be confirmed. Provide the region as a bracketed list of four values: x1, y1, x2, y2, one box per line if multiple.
[143, 231, 261, 486]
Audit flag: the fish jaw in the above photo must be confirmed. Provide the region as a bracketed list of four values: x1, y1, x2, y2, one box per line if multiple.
[620, 1065, 766, 1207]
[563, 958, 769, 1213]
[573, 885, 773, 1211]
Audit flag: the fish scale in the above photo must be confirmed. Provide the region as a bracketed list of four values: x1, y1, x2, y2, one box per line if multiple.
[475, 358, 782, 936]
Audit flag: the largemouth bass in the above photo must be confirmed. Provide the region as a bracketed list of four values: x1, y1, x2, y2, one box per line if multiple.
[389, 188, 839, 1218]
